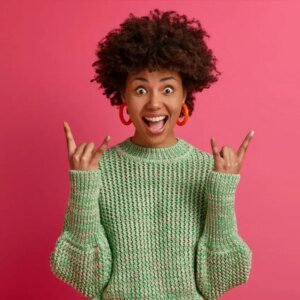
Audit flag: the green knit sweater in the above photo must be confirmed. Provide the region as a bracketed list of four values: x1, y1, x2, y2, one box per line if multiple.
[50, 137, 252, 300]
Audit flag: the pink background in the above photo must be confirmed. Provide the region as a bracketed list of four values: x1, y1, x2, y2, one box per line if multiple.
[1, 0, 299, 299]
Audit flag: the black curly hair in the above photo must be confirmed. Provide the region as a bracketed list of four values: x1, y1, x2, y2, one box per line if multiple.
[90, 9, 221, 118]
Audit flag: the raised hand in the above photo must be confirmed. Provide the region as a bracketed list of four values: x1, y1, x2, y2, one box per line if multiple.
[63, 121, 110, 171]
[210, 130, 254, 175]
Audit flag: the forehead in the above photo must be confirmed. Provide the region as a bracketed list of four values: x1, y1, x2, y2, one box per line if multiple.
[127, 68, 181, 82]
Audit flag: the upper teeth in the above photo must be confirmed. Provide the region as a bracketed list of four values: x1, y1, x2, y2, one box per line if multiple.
[144, 116, 167, 122]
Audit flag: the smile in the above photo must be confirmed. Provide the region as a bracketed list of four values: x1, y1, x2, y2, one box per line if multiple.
[142, 116, 169, 135]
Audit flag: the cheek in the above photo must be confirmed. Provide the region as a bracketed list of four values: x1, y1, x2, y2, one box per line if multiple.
[169, 102, 183, 116]
[126, 102, 143, 120]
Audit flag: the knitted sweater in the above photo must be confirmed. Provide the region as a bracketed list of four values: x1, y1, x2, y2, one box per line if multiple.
[50, 137, 252, 300]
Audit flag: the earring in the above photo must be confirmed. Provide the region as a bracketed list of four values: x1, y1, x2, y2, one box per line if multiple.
[176, 103, 189, 126]
[119, 102, 132, 125]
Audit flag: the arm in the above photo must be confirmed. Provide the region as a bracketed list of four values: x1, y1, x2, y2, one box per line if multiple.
[195, 154, 252, 300]
[50, 169, 112, 299]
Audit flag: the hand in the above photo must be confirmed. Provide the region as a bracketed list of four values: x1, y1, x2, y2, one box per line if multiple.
[63, 121, 110, 171]
[210, 130, 254, 175]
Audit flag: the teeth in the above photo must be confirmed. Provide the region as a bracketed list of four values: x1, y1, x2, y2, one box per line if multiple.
[144, 116, 167, 122]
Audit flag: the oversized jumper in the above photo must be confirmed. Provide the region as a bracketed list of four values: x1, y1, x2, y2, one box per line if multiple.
[50, 137, 252, 299]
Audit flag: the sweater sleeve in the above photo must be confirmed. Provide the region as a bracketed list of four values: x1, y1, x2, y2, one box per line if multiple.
[195, 154, 252, 300]
[49, 169, 112, 299]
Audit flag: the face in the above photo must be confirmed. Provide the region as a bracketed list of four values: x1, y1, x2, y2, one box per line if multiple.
[121, 68, 187, 148]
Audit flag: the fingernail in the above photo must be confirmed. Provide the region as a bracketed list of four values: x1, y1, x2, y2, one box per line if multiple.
[106, 135, 111, 142]
[250, 130, 255, 137]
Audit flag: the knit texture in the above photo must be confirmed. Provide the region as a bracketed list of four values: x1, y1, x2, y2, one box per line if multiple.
[50, 137, 252, 300]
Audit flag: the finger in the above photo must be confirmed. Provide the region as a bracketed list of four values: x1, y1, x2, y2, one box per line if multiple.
[220, 146, 232, 164]
[80, 142, 96, 168]
[72, 142, 88, 164]
[64, 121, 76, 157]
[90, 135, 111, 165]
[228, 148, 239, 167]
[226, 147, 235, 167]
[237, 130, 254, 160]
[210, 137, 221, 159]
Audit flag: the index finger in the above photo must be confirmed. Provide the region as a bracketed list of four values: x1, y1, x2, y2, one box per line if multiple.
[63, 121, 76, 157]
[237, 130, 254, 159]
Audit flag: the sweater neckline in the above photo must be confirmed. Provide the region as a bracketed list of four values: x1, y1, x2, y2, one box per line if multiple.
[115, 136, 193, 162]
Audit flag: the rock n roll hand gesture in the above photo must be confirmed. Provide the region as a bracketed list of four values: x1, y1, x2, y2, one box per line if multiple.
[63, 121, 110, 171]
[210, 130, 254, 175]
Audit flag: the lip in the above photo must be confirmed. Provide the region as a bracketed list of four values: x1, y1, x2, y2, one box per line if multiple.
[142, 116, 169, 135]
[143, 114, 168, 118]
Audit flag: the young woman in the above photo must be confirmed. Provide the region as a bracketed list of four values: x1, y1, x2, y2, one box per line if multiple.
[50, 9, 254, 300]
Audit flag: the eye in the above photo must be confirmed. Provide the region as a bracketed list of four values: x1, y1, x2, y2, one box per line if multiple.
[135, 87, 147, 95]
[163, 86, 174, 94]
[134, 86, 174, 95]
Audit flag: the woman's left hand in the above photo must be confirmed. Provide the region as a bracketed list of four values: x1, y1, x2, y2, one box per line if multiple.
[210, 130, 255, 175]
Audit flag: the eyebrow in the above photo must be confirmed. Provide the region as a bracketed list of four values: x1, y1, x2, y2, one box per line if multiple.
[131, 76, 177, 83]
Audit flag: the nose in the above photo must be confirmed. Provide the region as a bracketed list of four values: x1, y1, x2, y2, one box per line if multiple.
[145, 91, 163, 110]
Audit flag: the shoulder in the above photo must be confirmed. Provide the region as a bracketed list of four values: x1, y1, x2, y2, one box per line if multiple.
[189, 144, 214, 171]
[97, 143, 119, 170]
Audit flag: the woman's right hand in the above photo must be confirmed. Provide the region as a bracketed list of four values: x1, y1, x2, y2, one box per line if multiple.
[63, 121, 110, 171]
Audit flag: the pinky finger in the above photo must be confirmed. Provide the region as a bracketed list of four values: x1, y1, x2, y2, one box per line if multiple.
[91, 136, 110, 164]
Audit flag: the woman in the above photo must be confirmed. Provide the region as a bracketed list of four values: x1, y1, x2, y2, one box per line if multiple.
[50, 9, 254, 300]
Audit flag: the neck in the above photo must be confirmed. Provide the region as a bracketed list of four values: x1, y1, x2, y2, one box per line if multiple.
[131, 132, 178, 149]
[115, 136, 193, 162]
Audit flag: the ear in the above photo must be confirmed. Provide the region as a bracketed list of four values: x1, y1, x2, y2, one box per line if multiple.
[120, 90, 126, 104]
[183, 89, 187, 103]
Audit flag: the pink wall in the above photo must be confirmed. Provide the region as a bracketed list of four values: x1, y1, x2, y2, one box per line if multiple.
[1, 0, 299, 299]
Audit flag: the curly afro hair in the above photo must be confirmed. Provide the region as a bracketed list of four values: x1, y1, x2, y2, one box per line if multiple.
[90, 9, 221, 118]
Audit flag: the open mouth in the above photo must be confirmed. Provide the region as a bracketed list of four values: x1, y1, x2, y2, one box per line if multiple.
[142, 116, 169, 134]
[142, 116, 168, 126]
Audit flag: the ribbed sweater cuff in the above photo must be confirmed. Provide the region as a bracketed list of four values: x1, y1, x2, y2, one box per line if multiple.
[203, 171, 241, 248]
[207, 171, 240, 198]
[69, 169, 101, 198]
[64, 170, 102, 245]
